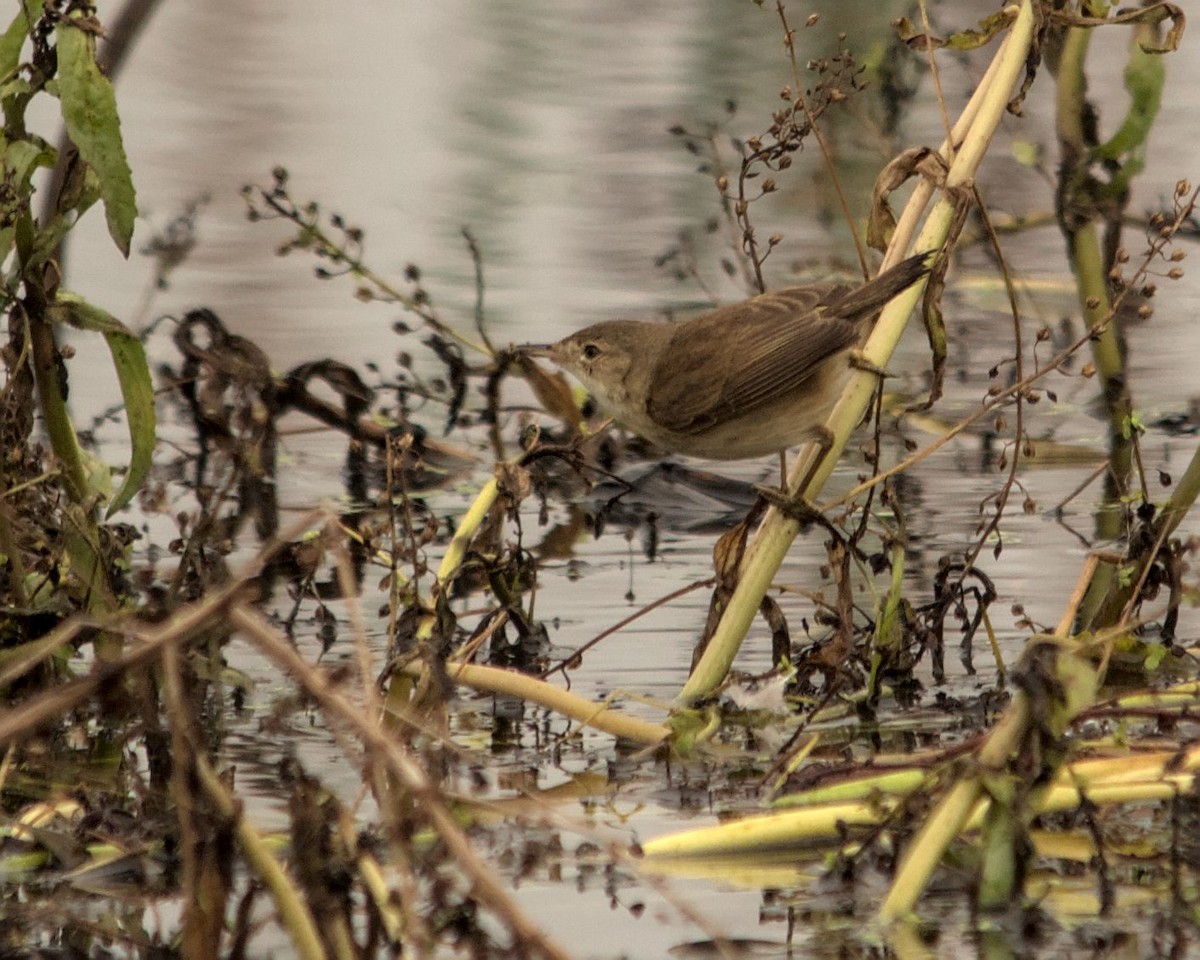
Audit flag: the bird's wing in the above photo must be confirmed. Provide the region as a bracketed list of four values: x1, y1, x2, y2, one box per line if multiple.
[646, 286, 859, 435]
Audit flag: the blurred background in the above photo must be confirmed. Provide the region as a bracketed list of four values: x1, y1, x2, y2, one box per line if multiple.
[58, 0, 1194, 371]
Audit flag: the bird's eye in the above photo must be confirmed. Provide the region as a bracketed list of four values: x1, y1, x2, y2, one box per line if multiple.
[581, 343, 601, 361]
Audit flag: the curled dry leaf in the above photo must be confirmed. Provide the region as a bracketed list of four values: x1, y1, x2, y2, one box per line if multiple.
[497, 461, 533, 505]
[867, 147, 949, 253]
[893, 8, 1017, 53]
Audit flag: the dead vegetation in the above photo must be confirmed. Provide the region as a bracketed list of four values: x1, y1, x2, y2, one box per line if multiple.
[2, 1, 1200, 958]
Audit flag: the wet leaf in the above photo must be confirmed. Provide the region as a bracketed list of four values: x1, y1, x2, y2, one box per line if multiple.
[55, 16, 137, 256]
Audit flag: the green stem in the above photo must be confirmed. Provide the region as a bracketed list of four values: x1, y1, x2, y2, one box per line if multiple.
[1156, 440, 1200, 540]
[1054, 24, 1137, 630]
[26, 307, 119, 623]
[28, 314, 88, 502]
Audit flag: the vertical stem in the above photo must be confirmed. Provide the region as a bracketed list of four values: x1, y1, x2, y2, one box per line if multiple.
[27, 313, 88, 503]
[25, 302, 119, 623]
[1052, 24, 1135, 631]
[678, 0, 1037, 704]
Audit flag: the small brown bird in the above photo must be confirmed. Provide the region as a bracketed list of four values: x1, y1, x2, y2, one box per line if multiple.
[531, 252, 930, 462]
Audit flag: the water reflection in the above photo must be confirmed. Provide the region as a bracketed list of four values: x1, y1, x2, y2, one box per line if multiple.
[68, 0, 984, 365]
[45, 1, 1200, 952]
[62, 0, 1198, 676]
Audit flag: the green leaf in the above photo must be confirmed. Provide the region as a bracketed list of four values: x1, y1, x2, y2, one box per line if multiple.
[18, 1, 40, 26]
[51, 293, 156, 516]
[0, 7, 30, 82]
[0, 136, 54, 275]
[103, 334, 155, 515]
[23, 163, 101, 276]
[54, 17, 137, 256]
[4, 135, 56, 186]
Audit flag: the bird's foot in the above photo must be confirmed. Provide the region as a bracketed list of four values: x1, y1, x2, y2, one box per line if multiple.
[848, 351, 890, 379]
[752, 483, 823, 524]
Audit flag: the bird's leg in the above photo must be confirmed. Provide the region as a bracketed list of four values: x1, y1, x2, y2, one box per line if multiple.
[796, 425, 834, 497]
[758, 352, 888, 522]
[754, 483, 822, 524]
[754, 426, 836, 523]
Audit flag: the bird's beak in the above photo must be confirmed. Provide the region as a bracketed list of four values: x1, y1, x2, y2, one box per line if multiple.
[516, 343, 555, 360]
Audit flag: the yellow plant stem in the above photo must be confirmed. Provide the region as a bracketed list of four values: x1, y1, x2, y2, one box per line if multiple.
[434, 476, 500, 591]
[679, 1, 1036, 705]
[643, 733, 1200, 863]
[641, 799, 899, 858]
[401, 660, 668, 747]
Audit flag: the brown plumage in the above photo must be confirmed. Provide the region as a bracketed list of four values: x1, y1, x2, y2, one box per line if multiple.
[538, 252, 930, 460]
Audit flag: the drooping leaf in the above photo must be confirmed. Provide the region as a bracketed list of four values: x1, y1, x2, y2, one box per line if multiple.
[893, 8, 1016, 52]
[866, 147, 947, 253]
[54, 16, 137, 256]
[49, 293, 156, 516]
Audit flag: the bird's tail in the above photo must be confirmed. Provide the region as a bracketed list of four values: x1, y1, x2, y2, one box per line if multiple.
[828, 251, 933, 323]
